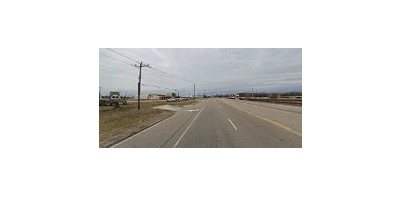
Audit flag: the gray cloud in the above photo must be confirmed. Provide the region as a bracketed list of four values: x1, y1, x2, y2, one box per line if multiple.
[99, 48, 301, 96]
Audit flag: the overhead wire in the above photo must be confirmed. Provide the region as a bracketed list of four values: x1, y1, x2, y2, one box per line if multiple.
[148, 66, 193, 83]
[100, 53, 136, 67]
[141, 83, 177, 91]
[141, 68, 176, 86]
[100, 49, 196, 95]
[106, 48, 142, 64]
[99, 71, 134, 80]
[99, 64, 137, 76]
[103, 48, 194, 84]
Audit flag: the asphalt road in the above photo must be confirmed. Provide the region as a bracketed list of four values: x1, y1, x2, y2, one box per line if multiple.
[113, 98, 302, 148]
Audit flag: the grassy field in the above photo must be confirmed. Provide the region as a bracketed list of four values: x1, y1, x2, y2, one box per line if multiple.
[99, 99, 198, 148]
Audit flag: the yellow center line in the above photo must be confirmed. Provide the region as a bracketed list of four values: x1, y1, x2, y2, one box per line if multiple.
[226, 101, 302, 136]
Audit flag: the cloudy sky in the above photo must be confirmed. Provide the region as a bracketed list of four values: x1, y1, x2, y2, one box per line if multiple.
[99, 48, 302, 96]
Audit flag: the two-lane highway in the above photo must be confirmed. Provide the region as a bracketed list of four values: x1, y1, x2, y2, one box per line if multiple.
[113, 98, 302, 148]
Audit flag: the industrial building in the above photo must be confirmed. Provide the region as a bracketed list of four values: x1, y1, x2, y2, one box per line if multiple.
[140, 94, 171, 100]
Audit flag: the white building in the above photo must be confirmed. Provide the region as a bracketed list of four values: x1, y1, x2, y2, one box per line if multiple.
[140, 94, 171, 100]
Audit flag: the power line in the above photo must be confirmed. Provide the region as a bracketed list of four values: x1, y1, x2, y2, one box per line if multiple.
[99, 68, 136, 81]
[147, 66, 196, 98]
[148, 67, 193, 83]
[147, 66, 195, 98]
[101, 49, 196, 102]
[100, 53, 135, 67]
[99, 72, 134, 80]
[103, 48, 193, 84]
[102, 48, 193, 83]
[141, 69, 177, 86]
[106, 48, 141, 64]
[142, 83, 177, 91]
[99, 64, 136, 76]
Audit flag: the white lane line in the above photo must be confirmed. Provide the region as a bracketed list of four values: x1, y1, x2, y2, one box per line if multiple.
[228, 118, 238, 131]
[173, 102, 208, 148]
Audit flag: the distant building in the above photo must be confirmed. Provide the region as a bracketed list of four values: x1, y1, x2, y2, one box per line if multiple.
[140, 94, 171, 100]
[140, 94, 149, 100]
[109, 91, 120, 100]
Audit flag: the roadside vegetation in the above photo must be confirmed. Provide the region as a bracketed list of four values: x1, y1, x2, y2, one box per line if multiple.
[99, 99, 198, 148]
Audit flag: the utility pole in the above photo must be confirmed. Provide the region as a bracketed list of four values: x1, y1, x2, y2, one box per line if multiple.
[136, 62, 149, 110]
[194, 83, 196, 99]
[99, 87, 102, 99]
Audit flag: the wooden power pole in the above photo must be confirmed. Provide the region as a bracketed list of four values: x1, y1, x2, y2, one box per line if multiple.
[137, 62, 149, 110]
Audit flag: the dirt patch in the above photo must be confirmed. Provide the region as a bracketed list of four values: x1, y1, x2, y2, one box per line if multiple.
[99, 99, 199, 148]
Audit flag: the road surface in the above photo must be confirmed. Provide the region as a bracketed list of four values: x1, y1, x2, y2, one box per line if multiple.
[113, 98, 302, 148]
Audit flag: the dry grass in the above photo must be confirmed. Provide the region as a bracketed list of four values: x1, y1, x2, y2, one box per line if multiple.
[99, 99, 198, 147]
